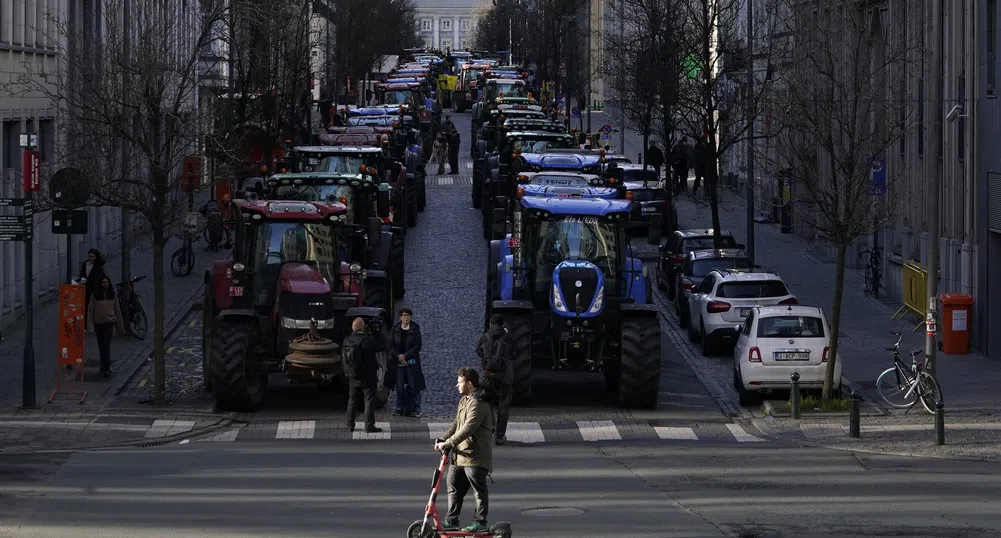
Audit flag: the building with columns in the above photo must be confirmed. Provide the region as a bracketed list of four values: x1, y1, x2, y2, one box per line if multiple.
[415, 0, 486, 51]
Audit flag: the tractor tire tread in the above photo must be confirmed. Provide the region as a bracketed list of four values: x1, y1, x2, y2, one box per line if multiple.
[618, 316, 661, 409]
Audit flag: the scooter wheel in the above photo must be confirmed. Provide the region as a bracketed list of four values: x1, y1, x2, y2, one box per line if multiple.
[407, 520, 436, 538]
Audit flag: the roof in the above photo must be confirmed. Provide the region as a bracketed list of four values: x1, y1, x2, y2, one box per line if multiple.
[521, 152, 602, 169]
[688, 248, 749, 260]
[617, 163, 656, 171]
[293, 146, 382, 154]
[676, 228, 735, 238]
[507, 131, 573, 138]
[267, 172, 370, 182]
[233, 199, 347, 219]
[519, 196, 632, 216]
[754, 305, 824, 318]
[486, 78, 524, 85]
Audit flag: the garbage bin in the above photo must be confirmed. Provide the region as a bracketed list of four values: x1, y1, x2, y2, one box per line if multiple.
[939, 293, 975, 354]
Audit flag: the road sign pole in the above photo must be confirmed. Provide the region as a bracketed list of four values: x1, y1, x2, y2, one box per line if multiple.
[22, 194, 36, 409]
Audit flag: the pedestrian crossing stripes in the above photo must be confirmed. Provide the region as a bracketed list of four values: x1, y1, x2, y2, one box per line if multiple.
[189, 420, 769, 444]
[427, 176, 472, 186]
[145, 419, 197, 439]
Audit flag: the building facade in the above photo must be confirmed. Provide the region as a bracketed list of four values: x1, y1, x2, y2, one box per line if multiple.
[415, 0, 483, 51]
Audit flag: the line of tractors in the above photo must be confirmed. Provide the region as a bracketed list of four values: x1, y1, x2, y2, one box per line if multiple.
[200, 51, 455, 411]
[468, 68, 672, 409]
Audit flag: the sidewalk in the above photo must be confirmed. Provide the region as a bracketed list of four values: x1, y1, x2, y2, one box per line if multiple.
[670, 183, 1001, 412]
[0, 205, 231, 411]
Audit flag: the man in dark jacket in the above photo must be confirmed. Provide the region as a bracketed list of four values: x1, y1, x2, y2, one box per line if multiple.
[342, 317, 386, 433]
[390, 307, 426, 417]
[434, 367, 494, 532]
[476, 314, 513, 445]
[645, 143, 665, 181]
[448, 127, 461, 175]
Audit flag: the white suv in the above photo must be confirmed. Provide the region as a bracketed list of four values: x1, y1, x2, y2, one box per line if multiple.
[687, 269, 797, 356]
[733, 305, 842, 406]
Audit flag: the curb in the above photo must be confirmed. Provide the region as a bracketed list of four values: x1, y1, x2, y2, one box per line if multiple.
[110, 282, 204, 400]
[0, 417, 235, 455]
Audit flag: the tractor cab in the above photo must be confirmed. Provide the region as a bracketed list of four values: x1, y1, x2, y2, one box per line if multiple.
[513, 172, 617, 200]
[484, 195, 661, 408]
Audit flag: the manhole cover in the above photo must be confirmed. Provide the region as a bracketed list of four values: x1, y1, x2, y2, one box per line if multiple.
[521, 507, 586, 517]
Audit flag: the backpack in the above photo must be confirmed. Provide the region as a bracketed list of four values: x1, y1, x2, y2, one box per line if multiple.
[342, 341, 359, 379]
[481, 332, 510, 375]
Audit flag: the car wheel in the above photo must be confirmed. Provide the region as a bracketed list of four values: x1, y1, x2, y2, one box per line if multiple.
[737, 372, 761, 407]
[677, 298, 688, 328]
[688, 316, 698, 342]
[700, 321, 712, 357]
[667, 274, 676, 300]
[733, 368, 739, 391]
[657, 269, 666, 291]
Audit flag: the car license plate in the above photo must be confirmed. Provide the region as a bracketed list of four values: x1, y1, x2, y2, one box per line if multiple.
[775, 352, 810, 361]
[739, 308, 750, 317]
[641, 206, 657, 213]
[229, 286, 244, 297]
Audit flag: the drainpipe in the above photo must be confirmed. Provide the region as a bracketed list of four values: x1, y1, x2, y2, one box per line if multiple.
[961, 0, 975, 296]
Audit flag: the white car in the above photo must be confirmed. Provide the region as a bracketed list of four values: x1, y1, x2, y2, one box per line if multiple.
[733, 305, 842, 406]
[687, 269, 798, 356]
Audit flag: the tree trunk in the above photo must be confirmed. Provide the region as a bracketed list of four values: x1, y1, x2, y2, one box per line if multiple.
[708, 154, 722, 249]
[823, 243, 847, 401]
[152, 223, 167, 404]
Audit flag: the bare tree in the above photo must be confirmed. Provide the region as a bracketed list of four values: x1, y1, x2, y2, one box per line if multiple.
[765, 0, 922, 400]
[674, 0, 784, 248]
[13, 0, 234, 404]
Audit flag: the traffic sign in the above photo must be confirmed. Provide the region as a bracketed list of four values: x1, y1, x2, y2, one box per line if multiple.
[868, 156, 886, 195]
[22, 150, 40, 192]
[600, 124, 612, 134]
[0, 198, 24, 207]
[571, 106, 580, 118]
[51, 209, 89, 235]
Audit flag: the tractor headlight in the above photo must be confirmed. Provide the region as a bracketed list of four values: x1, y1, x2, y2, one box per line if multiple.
[233, 263, 245, 272]
[552, 284, 567, 313]
[588, 285, 604, 314]
[349, 263, 362, 273]
[282, 317, 335, 329]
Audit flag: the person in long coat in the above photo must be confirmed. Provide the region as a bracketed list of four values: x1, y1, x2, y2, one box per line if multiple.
[79, 249, 106, 325]
[390, 307, 426, 417]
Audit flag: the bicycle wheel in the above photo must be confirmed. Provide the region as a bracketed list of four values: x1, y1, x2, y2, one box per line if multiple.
[871, 267, 881, 298]
[170, 248, 186, 276]
[183, 248, 195, 275]
[916, 372, 943, 414]
[864, 266, 874, 295]
[876, 367, 916, 408]
[130, 299, 148, 340]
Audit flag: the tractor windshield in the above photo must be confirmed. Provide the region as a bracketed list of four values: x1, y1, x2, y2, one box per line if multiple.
[530, 216, 618, 293]
[510, 136, 574, 153]
[316, 155, 367, 174]
[251, 221, 340, 307]
[382, 90, 415, 105]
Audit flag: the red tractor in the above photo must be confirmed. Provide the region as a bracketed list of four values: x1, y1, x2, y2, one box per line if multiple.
[201, 198, 393, 411]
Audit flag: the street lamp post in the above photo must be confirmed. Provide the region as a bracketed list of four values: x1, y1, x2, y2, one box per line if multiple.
[745, 0, 754, 262]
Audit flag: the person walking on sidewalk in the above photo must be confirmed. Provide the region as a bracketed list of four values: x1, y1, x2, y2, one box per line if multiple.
[390, 307, 426, 417]
[645, 143, 665, 181]
[671, 140, 690, 194]
[86, 276, 125, 378]
[79, 249, 106, 324]
[476, 314, 513, 446]
[434, 367, 495, 532]
[342, 317, 386, 434]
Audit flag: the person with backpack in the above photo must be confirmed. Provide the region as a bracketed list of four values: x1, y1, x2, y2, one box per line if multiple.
[342, 317, 387, 433]
[476, 314, 513, 445]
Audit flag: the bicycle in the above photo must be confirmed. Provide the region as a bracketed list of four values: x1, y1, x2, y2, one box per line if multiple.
[171, 231, 198, 277]
[116, 275, 149, 340]
[858, 246, 882, 297]
[875, 331, 943, 414]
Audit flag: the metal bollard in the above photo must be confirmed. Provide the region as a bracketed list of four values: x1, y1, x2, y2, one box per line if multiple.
[935, 400, 945, 445]
[790, 372, 801, 419]
[849, 390, 861, 438]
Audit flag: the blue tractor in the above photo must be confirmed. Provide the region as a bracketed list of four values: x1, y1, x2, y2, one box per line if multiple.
[485, 195, 662, 408]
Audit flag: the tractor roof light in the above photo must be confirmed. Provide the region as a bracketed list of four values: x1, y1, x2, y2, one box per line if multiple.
[516, 187, 525, 198]
[625, 191, 634, 200]
[518, 174, 529, 183]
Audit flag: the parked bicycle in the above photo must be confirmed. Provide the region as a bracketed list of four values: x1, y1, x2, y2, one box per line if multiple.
[171, 231, 198, 277]
[199, 200, 232, 251]
[116, 275, 149, 340]
[858, 246, 882, 297]
[875, 331, 942, 414]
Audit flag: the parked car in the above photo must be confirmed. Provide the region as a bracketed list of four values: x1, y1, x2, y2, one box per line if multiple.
[675, 249, 755, 328]
[657, 229, 740, 300]
[733, 305, 842, 406]
[687, 269, 797, 356]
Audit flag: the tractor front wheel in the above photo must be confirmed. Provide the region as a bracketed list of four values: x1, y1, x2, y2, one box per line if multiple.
[501, 313, 533, 405]
[391, 233, 405, 300]
[210, 319, 266, 411]
[617, 315, 661, 409]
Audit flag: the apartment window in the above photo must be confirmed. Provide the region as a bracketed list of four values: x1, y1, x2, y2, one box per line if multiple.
[990, 0, 997, 95]
[422, 19, 432, 31]
[461, 19, 469, 31]
[441, 39, 452, 50]
[441, 19, 451, 31]
[461, 39, 468, 49]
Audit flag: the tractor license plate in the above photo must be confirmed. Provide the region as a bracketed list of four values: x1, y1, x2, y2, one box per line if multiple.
[775, 352, 810, 361]
[641, 206, 657, 213]
[507, 237, 521, 248]
[739, 308, 750, 317]
[229, 286, 244, 297]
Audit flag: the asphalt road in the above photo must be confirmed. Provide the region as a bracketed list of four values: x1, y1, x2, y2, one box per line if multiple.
[2, 440, 999, 537]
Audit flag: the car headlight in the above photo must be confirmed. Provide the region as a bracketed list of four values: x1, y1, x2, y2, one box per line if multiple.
[588, 285, 604, 313]
[348, 263, 362, 272]
[552, 284, 567, 312]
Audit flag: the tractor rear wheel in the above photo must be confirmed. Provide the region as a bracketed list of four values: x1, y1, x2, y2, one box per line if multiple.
[617, 316, 661, 409]
[406, 187, 418, 228]
[363, 277, 392, 315]
[201, 290, 214, 391]
[210, 320, 266, 411]
[501, 313, 533, 405]
[391, 233, 405, 300]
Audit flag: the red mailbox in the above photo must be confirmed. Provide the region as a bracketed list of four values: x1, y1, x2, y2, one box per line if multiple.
[939, 293, 975, 355]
